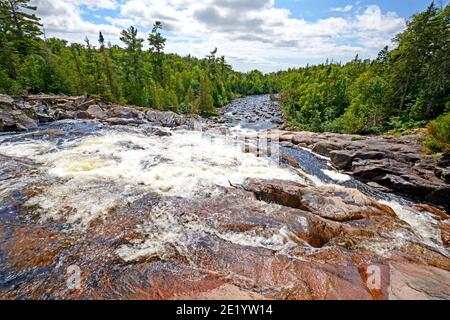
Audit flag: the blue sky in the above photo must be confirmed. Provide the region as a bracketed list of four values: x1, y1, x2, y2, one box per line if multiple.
[32, 0, 445, 72]
[276, 0, 435, 20]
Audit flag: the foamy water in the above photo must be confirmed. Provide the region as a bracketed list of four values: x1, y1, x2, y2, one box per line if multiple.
[0, 122, 448, 261]
[115, 202, 303, 263]
[321, 169, 351, 182]
[1, 129, 303, 196]
[0, 127, 307, 229]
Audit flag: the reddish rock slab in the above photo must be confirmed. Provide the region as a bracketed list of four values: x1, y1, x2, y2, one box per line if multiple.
[242, 178, 396, 222]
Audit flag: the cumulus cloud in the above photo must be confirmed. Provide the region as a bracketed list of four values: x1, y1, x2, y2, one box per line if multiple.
[30, 0, 407, 72]
[32, 0, 121, 43]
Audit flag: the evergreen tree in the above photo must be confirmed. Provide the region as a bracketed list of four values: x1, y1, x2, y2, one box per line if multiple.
[182, 86, 197, 114]
[98, 31, 119, 101]
[197, 72, 215, 116]
[0, 0, 42, 54]
[148, 21, 166, 82]
[120, 26, 145, 105]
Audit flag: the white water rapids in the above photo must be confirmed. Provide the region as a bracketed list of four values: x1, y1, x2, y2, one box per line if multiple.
[0, 111, 448, 263]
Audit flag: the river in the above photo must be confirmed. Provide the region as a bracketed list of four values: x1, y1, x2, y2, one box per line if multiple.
[0, 95, 449, 299]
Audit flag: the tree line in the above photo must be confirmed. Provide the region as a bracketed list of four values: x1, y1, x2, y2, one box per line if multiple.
[0, 1, 448, 151]
[279, 2, 449, 151]
[0, 0, 279, 116]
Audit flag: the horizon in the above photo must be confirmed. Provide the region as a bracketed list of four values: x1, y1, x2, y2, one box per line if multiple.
[28, 0, 450, 72]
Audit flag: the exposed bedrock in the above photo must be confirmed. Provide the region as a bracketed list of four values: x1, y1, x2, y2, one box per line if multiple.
[1, 94, 449, 300]
[0, 94, 199, 132]
[270, 129, 449, 211]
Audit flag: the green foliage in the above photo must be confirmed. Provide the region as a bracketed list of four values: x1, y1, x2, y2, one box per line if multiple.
[388, 116, 427, 134]
[280, 3, 449, 135]
[0, 0, 42, 54]
[426, 111, 450, 154]
[5, 0, 446, 132]
[387, 3, 449, 121]
[197, 72, 216, 117]
[0, 0, 278, 117]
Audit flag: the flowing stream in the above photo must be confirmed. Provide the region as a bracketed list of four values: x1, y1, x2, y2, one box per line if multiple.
[0, 95, 448, 299]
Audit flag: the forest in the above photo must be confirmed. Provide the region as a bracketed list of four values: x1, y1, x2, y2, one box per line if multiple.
[279, 3, 449, 152]
[0, 0, 279, 116]
[0, 0, 449, 151]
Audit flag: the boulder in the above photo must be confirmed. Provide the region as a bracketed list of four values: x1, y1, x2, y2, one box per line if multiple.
[242, 179, 396, 222]
[146, 110, 181, 127]
[311, 142, 342, 157]
[330, 150, 354, 170]
[12, 111, 38, 131]
[331, 150, 387, 171]
[352, 159, 397, 180]
[104, 117, 145, 126]
[0, 94, 14, 107]
[1, 96, 34, 131]
[36, 113, 53, 123]
[427, 187, 450, 210]
[86, 105, 107, 119]
[54, 110, 75, 120]
[75, 111, 89, 119]
[1, 103, 38, 131]
[107, 106, 141, 119]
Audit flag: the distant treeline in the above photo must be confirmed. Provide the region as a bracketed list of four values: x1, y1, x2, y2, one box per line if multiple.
[1, 1, 449, 151]
[0, 0, 279, 116]
[279, 3, 449, 151]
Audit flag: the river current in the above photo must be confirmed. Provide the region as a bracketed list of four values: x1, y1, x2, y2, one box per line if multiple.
[0, 95, 448, 299]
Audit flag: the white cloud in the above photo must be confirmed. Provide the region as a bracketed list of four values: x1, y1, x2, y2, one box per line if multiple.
[356, 5, 405, 33]
[30, 0, 407, 72]
[32, 0, 121, 44]
[331, 5, 353, 13]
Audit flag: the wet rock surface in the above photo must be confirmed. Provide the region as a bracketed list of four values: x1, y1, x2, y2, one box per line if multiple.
[0, 94, 198, 133]
[217, 95, 284, 130]
[0, 94, 449, 300]
[269, 129, 450, 211]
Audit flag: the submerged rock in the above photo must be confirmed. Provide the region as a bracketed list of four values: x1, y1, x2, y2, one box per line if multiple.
[0, 94, 449, 300]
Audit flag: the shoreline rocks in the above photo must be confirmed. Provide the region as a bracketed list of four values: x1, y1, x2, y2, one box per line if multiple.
[242, 178, 397, 222]
[0, 94, 198, 132]
[1, 93, 448, 211]
[269, 129, 449, 211]
[1, 94, 449, 300]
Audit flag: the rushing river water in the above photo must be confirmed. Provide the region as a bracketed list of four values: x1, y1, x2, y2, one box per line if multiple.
[0, 95, 448, 299]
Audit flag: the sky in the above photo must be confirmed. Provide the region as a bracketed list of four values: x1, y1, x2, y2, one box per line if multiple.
[30, 0, 446, 72]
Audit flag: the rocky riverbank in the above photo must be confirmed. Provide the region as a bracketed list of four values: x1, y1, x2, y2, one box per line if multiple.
[2, 94, 447, 211]
[0, 94, 196, 132]
[269, 130, 450, 211]
[0, 94, 449, 299]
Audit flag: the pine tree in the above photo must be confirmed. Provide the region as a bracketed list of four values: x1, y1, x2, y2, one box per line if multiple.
[183, 86, 197, 114]
[148, 21, 166, 82]
[0, 0, 42, 54]
[197, 72, 215, 116]
[120, 26, 144, 105]
[70, 43, 86, 94]
[98, 31, 119, 101]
